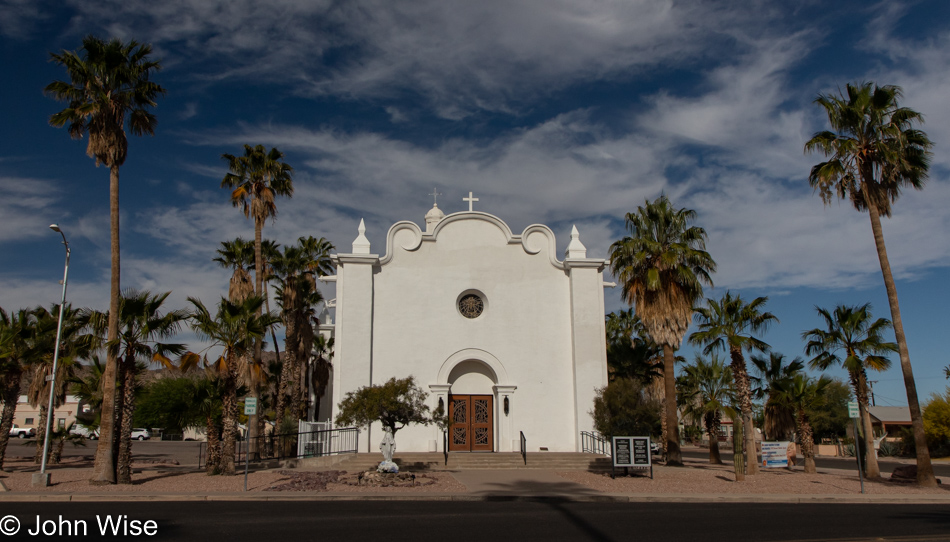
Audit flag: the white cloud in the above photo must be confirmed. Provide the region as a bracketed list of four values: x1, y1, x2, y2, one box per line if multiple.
[0, 176, 64, 242]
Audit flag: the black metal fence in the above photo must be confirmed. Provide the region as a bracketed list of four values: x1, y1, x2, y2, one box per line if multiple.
[580, 430, 611, 457]
[199, 427, 360, 468]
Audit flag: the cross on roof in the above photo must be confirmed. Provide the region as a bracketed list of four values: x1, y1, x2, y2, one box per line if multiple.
[429, 187, 442, 205]
[463, 191, 479, 212]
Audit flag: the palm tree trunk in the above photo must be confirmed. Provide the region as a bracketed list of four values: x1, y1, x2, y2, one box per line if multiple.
[92, 163, 122, 485]
[205, 414, 220, 474]
[705, 412, 722, 464]
[855, 370, 880, 478]
[276, 312, 297, 429]
[0, 369, 23, 470]
[729, 346, 759, 475]
[865, 203, 936, 486]
[798, 410, 817, 474]
[662, 344, 682, 465]
[116, 357, 136, 484]
[51, 436, 65, 464]
[263, 278, 280, 456]
[34, 404, 50, 463]
[248, 216, 264, 461]
[220, 354, 239, 476]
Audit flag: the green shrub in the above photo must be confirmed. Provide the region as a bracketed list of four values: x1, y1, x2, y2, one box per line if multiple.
[590, 378, 661, 439]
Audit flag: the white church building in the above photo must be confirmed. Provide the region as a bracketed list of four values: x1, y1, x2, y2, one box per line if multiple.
[318, 194, 609, 453]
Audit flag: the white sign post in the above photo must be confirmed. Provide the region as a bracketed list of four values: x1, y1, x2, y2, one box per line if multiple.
[848, 401, 865, 494]
[243, 398, 258, 491]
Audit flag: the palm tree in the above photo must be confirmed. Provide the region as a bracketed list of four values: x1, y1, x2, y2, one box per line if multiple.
[751, 352, 805, 441]
[91, 290, 189, 484]
[0, 309, 35, 469]
[609, 195, 716, 465]
[46, 36, 165, 485]
[776, 374, 832, 474]
[221, 144, 294, 454]
[681, 354, 735, 465]
[605, 309, 664, 386]
[188, 296, 276, 475]
[805, 81, 935, 486]
[310, 335, 334, 421]
[802, 304, 896, 479]
[26, 305, 92, 464]
[689, 291, 777, 476]
[213, 238, 256, 303]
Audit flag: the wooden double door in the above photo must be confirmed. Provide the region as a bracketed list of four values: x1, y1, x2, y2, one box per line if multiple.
[449, 395, 493, 452]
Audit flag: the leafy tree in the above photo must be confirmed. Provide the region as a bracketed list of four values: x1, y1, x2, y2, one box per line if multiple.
[609, 195, 715, 465]
[805, 81, 935, 486]
[134, 376, 196, 436]
[590, 378, 662, 440]
[680, 354, 735, 464]
[808, 378, 850, 441]
[751, 352, 804, 441]
[803, 303, 896, 478]
[335, 376, 432, 438]
[923, 389, 950, 446]
[221, 145, 294, 455]
[689, 291, 777, 476]
[776, 374, 832, 474]
[46, 36, 165, 485]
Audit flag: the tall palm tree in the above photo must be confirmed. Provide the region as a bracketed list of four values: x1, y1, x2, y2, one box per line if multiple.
[188, 296, 276, 475]
[802, 304, 896, 479]
[221, 144, 294, 454]
[91, 290, 189, 484]
[0, 309, 35, 469]
[689, 291, 777, 476]
[609, 195, 716, 465]
[46, 36, 165, 485]
[805, 81, 935, 486]
[750, 352, 805, 441]
[681, 354, 735, 465]
[776, 374, 832, 474]
[310, 335, 334, 421]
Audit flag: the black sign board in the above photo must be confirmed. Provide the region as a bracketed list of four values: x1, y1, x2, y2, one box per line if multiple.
[612, 436, 652, 467]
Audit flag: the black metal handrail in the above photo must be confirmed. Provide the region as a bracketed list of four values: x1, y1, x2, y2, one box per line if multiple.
[580, 430, 611, 457]
[443, 430, 448, 466]
[199, 426, 360, 468]
[520, 431, 526, 465]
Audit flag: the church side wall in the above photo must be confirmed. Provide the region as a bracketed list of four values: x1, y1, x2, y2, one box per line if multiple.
[567, 261, 610, 450]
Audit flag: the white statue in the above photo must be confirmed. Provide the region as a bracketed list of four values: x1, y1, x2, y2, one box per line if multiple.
[379, 426, 396, 462]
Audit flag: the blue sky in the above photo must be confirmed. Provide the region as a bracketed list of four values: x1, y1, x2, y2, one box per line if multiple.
[1, 0, 949, 406]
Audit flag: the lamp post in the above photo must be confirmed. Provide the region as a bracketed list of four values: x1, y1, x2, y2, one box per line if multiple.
[32, 224, 70, 487]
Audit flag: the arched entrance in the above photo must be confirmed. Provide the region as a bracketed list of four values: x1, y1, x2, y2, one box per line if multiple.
[431, 349, 517, 452]
[448, 361, 495, 452]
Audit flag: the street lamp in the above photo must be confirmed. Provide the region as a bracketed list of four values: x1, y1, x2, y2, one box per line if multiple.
[33, 224, 70, 487]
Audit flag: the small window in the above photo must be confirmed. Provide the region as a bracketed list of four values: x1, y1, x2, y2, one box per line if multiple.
[457, 290, 486, 319]
[57, 418, 66, 429]
[25, 418, 34, 425]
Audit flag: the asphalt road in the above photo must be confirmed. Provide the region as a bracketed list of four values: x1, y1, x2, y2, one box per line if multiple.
[0, 501, 947, 542]
[680, 447, 950, 477]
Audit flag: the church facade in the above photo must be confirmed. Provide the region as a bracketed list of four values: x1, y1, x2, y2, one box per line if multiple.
[319, 197, 609, 453]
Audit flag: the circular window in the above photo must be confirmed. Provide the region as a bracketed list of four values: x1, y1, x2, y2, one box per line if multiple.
[458, 293, 484, 319]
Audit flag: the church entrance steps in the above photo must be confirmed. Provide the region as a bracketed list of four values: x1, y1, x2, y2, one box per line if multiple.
[295, 452, 613, 472]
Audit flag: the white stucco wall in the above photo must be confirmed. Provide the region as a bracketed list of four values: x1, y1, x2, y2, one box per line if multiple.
[330, 210, 608, 453]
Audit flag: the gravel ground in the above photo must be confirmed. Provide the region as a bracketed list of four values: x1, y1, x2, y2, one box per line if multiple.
[0, 459, 465, 494]
[557, 461, 950, 495]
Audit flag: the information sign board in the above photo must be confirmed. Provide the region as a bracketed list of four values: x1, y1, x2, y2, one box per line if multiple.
[761, 441, 789, 468]
[612, 436, 652, 468]
[848, 401, 859, 419]
[244, 398, 258, 416]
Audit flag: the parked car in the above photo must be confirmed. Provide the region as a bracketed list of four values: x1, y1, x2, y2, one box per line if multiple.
[130, 428, 151, 440]
[68, 425, 96, 438]
[8, 424, 35, 439]
[650, 440, 661, 455]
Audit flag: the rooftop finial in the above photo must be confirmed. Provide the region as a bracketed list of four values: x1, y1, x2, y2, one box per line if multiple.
[352, 218, 371, 254]
[565, 225, 587, 259]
